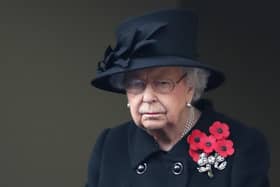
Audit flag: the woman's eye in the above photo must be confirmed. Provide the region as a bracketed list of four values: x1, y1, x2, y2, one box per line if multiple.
[129, 80, 145, 87]
[158, 80, 171, 85]
[155, 80, 172, 89]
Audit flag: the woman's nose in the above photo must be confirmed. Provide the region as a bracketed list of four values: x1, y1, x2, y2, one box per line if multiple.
[142, 84, 157, 103]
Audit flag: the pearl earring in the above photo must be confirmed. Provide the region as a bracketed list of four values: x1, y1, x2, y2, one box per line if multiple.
[187, 102, 192, 108]
[127, 103, 130, 108]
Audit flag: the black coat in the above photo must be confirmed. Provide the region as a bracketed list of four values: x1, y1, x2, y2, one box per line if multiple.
[85, 104, 270, 187]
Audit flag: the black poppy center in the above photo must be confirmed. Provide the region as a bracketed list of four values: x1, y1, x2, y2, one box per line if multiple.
[205, 142, 212, 147]
[217, 128, 223, 134]
[194, 137, 200, 143]
[221, 146, 227, 151]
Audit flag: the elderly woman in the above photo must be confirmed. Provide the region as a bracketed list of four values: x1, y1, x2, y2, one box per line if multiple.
[86, 9, 270, 187]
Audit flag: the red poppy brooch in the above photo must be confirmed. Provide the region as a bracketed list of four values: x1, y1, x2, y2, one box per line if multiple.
[187, 121, 235, 178]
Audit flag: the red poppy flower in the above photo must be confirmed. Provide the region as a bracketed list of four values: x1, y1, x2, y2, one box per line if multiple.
[187, 129, 207, 150]
[189, 148, 204, 162]
[214, 139, 235, 158]
[200, 135, 217, 153]
[209, 121, 230, 140]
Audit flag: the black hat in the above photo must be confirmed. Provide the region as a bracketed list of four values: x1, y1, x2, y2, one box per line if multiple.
[91, 9, 225, 93]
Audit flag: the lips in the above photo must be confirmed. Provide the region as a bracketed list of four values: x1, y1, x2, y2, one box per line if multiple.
[140, 112, 166, 116]
[143, 112, 162, 115]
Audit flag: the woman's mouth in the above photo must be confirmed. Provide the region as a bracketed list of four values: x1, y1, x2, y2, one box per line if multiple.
[144, 112, 161, 115]
[141, 112, 166, 117]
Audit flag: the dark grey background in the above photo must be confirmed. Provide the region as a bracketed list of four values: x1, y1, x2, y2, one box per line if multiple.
[1, 0, 278, 187]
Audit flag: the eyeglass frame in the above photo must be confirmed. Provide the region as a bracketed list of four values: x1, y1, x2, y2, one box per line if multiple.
[123, 72, 188, 95]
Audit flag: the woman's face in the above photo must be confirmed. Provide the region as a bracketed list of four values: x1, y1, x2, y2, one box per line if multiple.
[125, 67, 194, 131]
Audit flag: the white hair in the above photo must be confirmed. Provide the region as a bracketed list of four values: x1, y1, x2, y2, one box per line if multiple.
[109, 67, 210, 101]
[182, 67, 210, 102]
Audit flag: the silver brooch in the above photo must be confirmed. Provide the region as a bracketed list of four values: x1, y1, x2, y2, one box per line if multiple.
[197, 152, 227, 178]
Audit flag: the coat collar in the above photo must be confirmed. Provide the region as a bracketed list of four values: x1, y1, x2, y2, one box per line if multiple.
[128, 125, 161, 168]
[128, 104, 216, 168]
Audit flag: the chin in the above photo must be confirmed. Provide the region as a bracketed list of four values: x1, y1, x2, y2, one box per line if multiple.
[141, 120, 167, 130]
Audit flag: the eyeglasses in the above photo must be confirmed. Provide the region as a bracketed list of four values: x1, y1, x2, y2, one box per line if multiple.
[124, 73, 187, 95]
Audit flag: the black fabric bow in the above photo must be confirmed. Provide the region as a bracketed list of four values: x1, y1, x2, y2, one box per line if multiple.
[97, 22, 168, 72]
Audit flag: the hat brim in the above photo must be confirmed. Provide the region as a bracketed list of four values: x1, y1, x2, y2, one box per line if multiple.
[91, 56, 225, 94]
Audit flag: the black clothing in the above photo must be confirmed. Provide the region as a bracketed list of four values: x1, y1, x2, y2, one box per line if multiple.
[86, 104, 270, 187]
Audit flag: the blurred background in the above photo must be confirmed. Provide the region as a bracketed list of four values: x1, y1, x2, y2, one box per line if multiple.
[1, 0, 279, 186]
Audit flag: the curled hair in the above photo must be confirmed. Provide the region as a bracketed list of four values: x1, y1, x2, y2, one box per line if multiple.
[182, 67, 210, 102]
